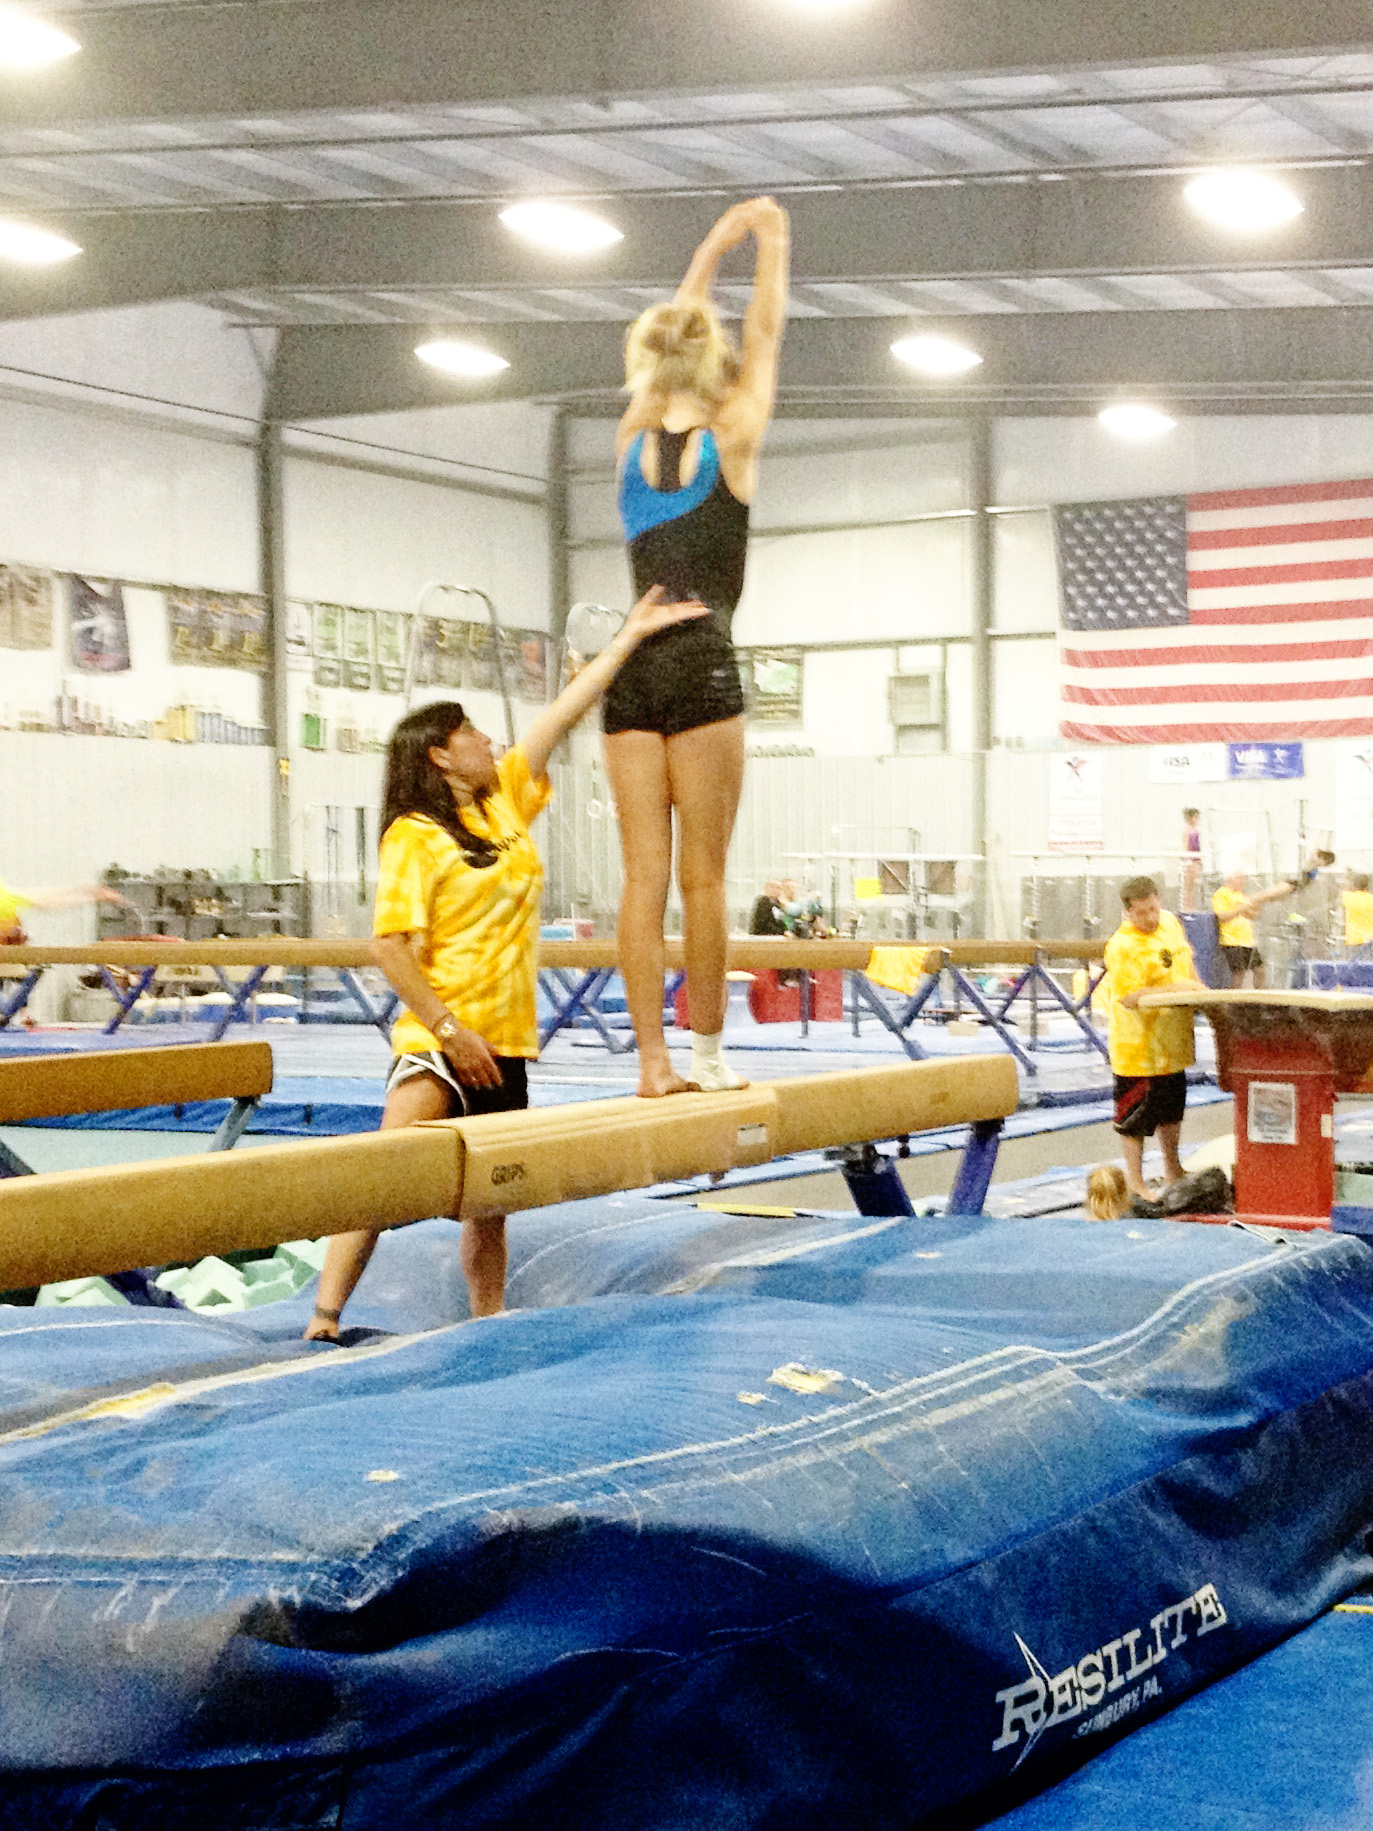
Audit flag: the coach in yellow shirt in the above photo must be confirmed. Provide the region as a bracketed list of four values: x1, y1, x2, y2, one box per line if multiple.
[307, 587, 709, 1341]
[1104, 876, 1206, 1202]
[1345, 875, 1373, 951]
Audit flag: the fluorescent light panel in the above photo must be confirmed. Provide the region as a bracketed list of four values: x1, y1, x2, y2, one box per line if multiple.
[415, 339, 510, 378]
[1098, 403, 1177, 440]
[891, 334, 983, 377]
[0, 218, 80, 264]
[0, 3, 79, 67]
[1183, 169, 1304, 233]
[499, 200, 622, 253]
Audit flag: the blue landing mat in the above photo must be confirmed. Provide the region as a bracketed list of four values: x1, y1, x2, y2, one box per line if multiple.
[4, 1217, 1373, 1828]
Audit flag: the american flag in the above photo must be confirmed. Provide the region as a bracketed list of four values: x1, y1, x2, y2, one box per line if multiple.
[1055, 479, 1373, 743]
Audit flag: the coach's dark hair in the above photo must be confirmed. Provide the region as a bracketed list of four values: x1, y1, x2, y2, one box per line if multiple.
[380, 701, 498, 863]
[1120, 875, 1159, 907]
[1182, 807, 1199, 821]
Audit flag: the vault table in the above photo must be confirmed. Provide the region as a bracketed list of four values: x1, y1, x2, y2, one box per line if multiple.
[1138, 988, 1373, 1226]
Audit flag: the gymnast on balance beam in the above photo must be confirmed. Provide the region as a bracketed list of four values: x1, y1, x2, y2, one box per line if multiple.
[604, 195, 789, 1098]
[304, 587, 708, 1343]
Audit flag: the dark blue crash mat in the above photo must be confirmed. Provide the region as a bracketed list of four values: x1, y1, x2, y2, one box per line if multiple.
[4, 1216, 1373, 1829]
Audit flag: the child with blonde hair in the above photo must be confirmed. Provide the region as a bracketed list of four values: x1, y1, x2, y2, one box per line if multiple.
[1086, 1163, 1131, 1221]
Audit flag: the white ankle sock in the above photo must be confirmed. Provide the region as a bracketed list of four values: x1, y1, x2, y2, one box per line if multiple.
[689, 1030, 746, 1091]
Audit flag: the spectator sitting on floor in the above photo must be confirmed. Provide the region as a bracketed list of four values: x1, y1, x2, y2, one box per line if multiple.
[1086, 1163, 1131, 1221]
[749, 879, 794, 936]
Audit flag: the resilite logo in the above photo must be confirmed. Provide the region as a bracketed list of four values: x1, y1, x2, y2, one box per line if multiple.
[992, 1582, 1230, 1765]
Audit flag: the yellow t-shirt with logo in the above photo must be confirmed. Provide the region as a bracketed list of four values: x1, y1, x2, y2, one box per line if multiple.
[0, 881, 30, 938]
[373, 747, 552, 1058]
[1345, 889, 1373, 947]
[1103, 909, 1196, 1077]
[1211, 885, 1254, 949]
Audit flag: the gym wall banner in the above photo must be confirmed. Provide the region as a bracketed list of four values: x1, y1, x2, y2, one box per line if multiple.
[1048, 752, 1104, 853]
[0, 566, 53, 651]
[66, 575, 130, 674]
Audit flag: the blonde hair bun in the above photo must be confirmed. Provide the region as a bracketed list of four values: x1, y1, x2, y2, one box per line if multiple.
[625, 300, 739, 404]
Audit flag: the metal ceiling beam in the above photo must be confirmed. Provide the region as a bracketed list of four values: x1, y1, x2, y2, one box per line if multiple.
[14, 0, 1373, 131]
[7, 166, 1373, 322]
[267, 306, 1373, 421]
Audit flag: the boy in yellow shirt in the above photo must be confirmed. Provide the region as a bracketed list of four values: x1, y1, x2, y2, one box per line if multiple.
[1104, 876, 1206, 1202]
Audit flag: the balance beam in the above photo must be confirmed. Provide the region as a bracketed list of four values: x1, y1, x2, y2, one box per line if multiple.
[0, 1041, 273, 1125]
[0, 1057, 1017, 1291]
[0, 937, 1104, 973]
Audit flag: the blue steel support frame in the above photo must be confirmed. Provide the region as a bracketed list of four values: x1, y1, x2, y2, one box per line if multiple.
[847, 972, 935, 1060]
[0, 1136, 34, 1178]
[209, 1096, 260, 1151]
[538, 967, 634, 1054]
[331, 967, 398, 1041]
[0, 969, 43, 1029]
[99, 965, 158, 1033]
[208, 966, 270, 1040]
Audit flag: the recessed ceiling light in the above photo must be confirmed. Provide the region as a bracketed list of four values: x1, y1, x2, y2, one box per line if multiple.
[0, 3, 80, 68]
[1183, 169, 1304, 233]
[1098, 402, 1177, 440]
[891, 334, 984, 378]
[0, 218, 80, 265]
[499, 200, 623, 254]
[415, 339, 510, 379]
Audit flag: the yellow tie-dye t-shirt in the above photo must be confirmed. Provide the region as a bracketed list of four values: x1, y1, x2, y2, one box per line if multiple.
[1345, 889, 1373, 947]
[1211, 885, 1254, 949]
[373, 747, 552, 1059]
[1103, 909, 1196, 1078]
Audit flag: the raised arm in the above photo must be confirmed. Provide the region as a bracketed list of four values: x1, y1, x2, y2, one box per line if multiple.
[521, 589, 710, 779]
[735, 196, 789, 417]
[675, 201, 756, 308]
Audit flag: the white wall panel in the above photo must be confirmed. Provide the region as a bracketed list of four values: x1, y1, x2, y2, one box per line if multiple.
[993, 508, 1057, 633]
[296, 401, 550, 484]
[737, 517, 971, 646]
[284, 458, 549, 628]
[0, 732, 272, 900]
[0, 304, 264, 423]
[0, 396, 258, 591]
[995, 414, 1373, 508]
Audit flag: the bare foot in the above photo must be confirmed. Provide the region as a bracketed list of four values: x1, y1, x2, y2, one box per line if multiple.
[637, 1063, 697, 1098]
[302, 1321, 339, 1343]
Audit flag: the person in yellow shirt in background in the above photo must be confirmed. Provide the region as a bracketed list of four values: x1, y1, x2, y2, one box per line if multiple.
[1104, 876, 1207, 1204]
[1343, 873, 1373, 953]
[305, 586, 709, 1342]
[1211, 869, 1303, 988]
[0, 877, 130, 943]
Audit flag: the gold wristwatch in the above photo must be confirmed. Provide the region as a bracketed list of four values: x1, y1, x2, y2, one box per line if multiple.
[434, 1015, 459, 1043]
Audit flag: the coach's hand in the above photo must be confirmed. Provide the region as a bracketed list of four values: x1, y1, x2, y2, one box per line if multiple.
[440, 1023, 503, 1089]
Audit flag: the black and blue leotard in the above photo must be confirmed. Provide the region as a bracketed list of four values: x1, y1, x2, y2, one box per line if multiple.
[603, 428, 750, 736]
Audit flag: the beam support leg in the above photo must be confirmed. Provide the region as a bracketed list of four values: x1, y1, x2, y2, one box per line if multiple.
[840, 1142, 916, 1217]
[947, 1118, 1003, 1216]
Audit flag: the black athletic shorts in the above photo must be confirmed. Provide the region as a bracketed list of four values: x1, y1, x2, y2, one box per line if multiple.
[1113, 1070, 1188, 1139]
[385, 1050, 528, 1117]
[1221, 944, 1262, 975]
[602, 617, 745, 738]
